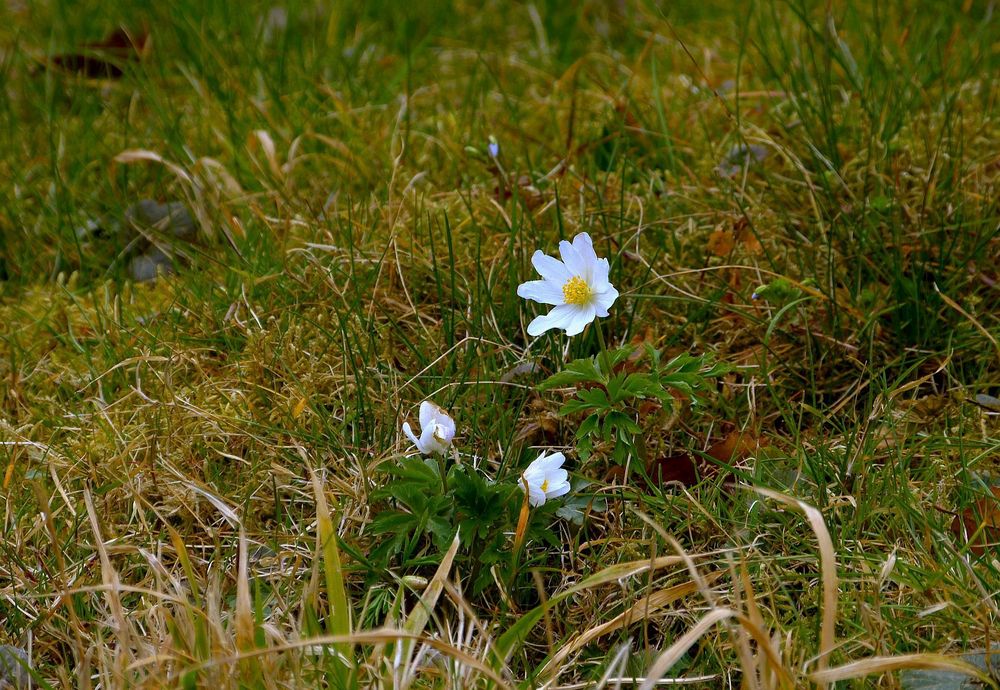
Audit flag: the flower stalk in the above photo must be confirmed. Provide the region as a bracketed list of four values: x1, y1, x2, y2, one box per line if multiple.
[593, 316, 612, 381]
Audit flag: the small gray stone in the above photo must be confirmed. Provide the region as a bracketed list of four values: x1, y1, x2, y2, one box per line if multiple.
[715, 143, 770, 178]
[125, 200, 196, 242]
[129, 246, 175, 283]
[261, 6, 288, 43]
[0, 645, 30, 689]
[901, 648, 1000, 689]
[973, 393, 1000, 414]
[74, 217, 106, 240]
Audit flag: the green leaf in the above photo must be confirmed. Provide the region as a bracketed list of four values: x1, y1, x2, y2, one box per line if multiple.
[576, 413, 600, 439]
[621, 372, 659, 399]
[750, 277, 815, 304]
[560, 387, 610, 416]
[369, 511, 418, 536]
[605, 372, 627, 404]
[451, 468, 509, 543]
[555, 486, 607, 526]
[560, 397, 599, 416]
[578, 387, 609, 407]
[603, 410, 640, 443]
[609, 346, 634, 368]
[538, 356, 603, 390]
[311, 472, 353, 684]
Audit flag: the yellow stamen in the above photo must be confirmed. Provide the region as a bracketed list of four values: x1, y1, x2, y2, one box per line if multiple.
[562, 276, 592, 305]
[540, 480, 549, 492]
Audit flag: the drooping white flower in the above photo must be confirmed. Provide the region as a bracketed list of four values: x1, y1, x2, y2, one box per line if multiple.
[402, 401, 455, 456]
[517, 232, 619, 337]
[521, 451, 571, 507]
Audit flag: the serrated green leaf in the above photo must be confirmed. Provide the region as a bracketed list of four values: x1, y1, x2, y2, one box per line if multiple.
[621, 372, 658, 399]
[538, 356, 603, 390]
[606, 372, 627, 403]
[578, 387, 609, 407]
[560, 397, 599, 416]
[609, 346, 635, 367]
[369, 511, 419, 536]
[576, 413, 600, 439]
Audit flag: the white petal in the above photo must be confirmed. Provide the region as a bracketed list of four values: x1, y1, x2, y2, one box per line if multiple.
[572, 232, 598, 266]
[522, 466, 545, 487]
[436, 416, 456, 442]
[594, 285, 618, 317]
[595, 285, 619, 316]
[431, 407, 454, 430]
[531, 250, 572, 283]
[419, 422, 442, 455]
[419, 401, 438, 428]
[526, 304, 580, 336]
[591, 257, 611, 292]
[545, 481, 571, 500]
[524, 451, 549, 471]
[558, 240, 587, 278]
[562, 303, 596, 336]
[517, 279, 565, 305]
[527, 484, 547, 507]
[534, 452, 565, 473]
[546, 468, 568, 486]
[402, 422, 421, 449]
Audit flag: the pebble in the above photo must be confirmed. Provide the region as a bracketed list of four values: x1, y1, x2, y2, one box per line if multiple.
[715, 143, 769, 178]
[0, 645, 30, 689]
[75, 199, 198, 283]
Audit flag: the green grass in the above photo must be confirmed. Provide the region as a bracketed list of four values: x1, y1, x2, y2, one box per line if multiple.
[1, 0, 998, 687]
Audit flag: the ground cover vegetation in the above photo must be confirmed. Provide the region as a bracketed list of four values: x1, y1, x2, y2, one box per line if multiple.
[0, 0, 998, 687]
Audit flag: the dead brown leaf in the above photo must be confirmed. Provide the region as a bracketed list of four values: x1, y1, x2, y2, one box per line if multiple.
[951, 486, 1000, 557]
[645, 452, 700, 487]
[45, 26, 149, 79]
[707, 227, 735, 257]
[706, 429, 758, 464]
[734, 220, 763, 255]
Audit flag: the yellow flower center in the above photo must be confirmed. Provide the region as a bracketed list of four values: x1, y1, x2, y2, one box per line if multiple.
[540, 479, 549, 492]
[562, 276, 592, 305]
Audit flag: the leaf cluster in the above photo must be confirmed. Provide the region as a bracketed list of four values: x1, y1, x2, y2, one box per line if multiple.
[540, 345, 728, 463]
[369, 458, 521, 595]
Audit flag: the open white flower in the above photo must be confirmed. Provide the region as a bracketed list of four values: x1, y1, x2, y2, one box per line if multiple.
[402, 401, 455, 456]
[521, 451, 571, 507]
[517, 232, 619, 337]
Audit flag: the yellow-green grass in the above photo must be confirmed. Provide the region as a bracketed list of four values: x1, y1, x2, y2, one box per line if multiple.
[0, 0, 998, 687]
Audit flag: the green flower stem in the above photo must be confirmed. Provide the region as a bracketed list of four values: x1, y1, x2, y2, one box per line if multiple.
[593, 318, 612, 382]
[437, 455, 449, 493]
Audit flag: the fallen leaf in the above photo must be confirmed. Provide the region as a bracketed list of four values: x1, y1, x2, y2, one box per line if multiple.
[45, 26, 149, 79]
[645, 452, 699, 487]
[706, 430, 758, 464]
[734, 219, 763, 254]
[707, 227, 735, 257]
[950, 486, 1000, 557]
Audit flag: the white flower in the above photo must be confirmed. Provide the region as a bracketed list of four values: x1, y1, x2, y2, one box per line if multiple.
[521, 451, 571, 507]
[402, 401, 455, 456]
[517, 232, 619, 337]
